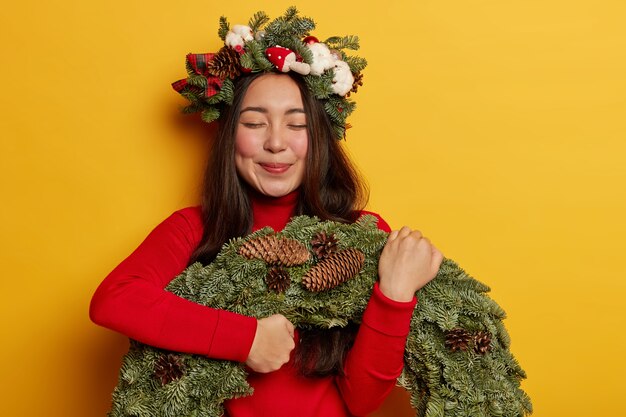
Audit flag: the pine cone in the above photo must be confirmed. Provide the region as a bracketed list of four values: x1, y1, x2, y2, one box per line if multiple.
[474, 331, 492, 355]
[239, 235, 310, 266]
[208, 46, 242, 80]
[302, 248, 365, 292]
[154, 353, 185, 385]
[265, 266, 291, 293]
[445, 328, 472, 352]
[311, 231, 338, 259]
[346, 72, 363, 97]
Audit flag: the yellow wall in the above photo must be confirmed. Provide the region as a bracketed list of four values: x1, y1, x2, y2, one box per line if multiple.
[1, 1, 624, 416]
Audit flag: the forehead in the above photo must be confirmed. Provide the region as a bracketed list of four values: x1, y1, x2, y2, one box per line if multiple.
[241, 74, 304, 110]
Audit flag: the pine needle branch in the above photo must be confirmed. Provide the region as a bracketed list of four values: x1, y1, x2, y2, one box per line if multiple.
[218, 16, 230, 40]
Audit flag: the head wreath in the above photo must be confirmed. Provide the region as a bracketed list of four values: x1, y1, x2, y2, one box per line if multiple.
[172, 7, 366, 139]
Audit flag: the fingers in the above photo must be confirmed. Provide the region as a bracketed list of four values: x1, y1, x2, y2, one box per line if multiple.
[389, 227, 423, 244]
[246, 315, 296, 373]
[271, 314, 295, 339]
[379, 225, 444, 300]
[397, 226, 412, 238]
[386, 226, 441, 273]
[430, 246, 444, 273]
[285, 320, 295, 339]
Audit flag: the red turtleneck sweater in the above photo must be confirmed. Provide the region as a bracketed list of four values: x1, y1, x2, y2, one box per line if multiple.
[90, 191, 417, 417]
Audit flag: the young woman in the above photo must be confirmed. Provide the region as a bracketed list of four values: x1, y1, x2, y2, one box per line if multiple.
[91, 12, 443, 417]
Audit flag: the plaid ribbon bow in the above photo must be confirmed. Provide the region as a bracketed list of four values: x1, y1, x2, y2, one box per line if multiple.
[171, 53, 223, 98]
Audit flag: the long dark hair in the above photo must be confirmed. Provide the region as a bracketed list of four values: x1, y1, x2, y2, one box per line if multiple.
[189, 72, 369, 377]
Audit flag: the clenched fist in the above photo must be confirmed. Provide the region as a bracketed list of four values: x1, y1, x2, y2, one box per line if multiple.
[245, 314, 295, 373]
[378, 227, 443, 302]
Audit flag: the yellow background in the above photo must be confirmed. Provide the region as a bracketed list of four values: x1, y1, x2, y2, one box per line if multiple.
[1, 1, 624, 416]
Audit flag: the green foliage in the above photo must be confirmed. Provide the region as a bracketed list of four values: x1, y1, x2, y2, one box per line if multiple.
[325, 35, 361, 51]
[217, 16, 229, 41]
[109, 216, 532, 417]
[280, 36, 313, 63]
[333, 124, 346, 141]
[324, 96, 355, 126]
[303, 70, 334, 99]
[186, 74, 207, 89]
[240, 40, 273, 73]
[344, 56, 368, 74]
[200, 108, 220, 124]
[248, 11, 269, 32]
[210, 78, 234, 106]
[283, 6, 298, 20]
[263, 7, 315, 46]
[180, 89, 202, 105]
[185, 58, 195, 77]
[181, 102, 203, 115]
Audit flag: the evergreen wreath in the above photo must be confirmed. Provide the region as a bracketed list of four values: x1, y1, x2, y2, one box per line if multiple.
[109, 215, 532, 417]
[172, 7, 366, 140]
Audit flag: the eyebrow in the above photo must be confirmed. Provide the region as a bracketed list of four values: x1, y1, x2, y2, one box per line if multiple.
[240, 106, 305, 115]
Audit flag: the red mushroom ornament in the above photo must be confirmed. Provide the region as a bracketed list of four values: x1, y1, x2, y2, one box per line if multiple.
[265, 46, 311, 75]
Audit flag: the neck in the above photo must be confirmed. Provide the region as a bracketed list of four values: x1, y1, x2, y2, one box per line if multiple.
[249, 188, 299, 232]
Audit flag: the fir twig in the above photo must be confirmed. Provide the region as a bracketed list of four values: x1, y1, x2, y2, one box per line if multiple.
[344, 56, 367, 73]
[325, 35, 361, 51]
[218, 16, 230, 41]
[248, 11, 269, 31]
[201, 108, 220, 123]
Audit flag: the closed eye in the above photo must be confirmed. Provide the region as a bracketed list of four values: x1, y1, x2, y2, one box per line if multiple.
[241, 122, 267, 128]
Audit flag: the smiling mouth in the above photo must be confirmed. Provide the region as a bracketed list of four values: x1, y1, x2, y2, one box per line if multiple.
[259, 163, 292, 174]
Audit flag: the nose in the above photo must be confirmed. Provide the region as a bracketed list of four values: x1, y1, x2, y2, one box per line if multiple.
[263, 125, 288, 153]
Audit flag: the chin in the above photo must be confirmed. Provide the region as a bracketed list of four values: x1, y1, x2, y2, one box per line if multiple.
[261, 189, 292, 198]
[258, 183, 297, 198]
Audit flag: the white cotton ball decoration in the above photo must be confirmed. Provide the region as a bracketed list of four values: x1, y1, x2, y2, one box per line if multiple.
[308, 42, 336, 76]
[331, 61, 354, 96]
[231, 25, 254, 42]
[225, 24, 254, 51]
[225, 31, 244, 49]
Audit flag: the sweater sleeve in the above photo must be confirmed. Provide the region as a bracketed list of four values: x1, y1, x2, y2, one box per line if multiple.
[337, 212, 417, 416]
[89, 207, 257, 361]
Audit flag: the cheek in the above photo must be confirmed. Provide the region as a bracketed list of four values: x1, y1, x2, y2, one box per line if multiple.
[234, 132, 258, 181]
[234, 131, 259, 159]
[292, 135, 308, 160]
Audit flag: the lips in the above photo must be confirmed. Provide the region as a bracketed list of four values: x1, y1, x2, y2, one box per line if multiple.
[259, 162, 292, 174]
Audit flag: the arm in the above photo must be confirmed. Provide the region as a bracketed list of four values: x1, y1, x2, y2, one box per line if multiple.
[337, 283, 416, 416]
[337, 213, 443, 416]
[89, 207, 257, 361]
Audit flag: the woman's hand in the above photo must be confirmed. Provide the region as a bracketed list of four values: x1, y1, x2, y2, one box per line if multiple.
[245, 314, 295, 373]
[378, 227, 444, 302]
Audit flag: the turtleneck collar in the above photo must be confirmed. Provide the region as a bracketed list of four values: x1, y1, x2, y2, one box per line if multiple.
[249, 188, 300, 232]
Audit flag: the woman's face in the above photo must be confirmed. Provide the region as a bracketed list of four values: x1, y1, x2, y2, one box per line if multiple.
[235, 74, 308, 197]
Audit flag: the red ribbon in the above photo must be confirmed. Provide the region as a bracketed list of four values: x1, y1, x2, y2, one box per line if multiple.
[172, 53, 223, 98]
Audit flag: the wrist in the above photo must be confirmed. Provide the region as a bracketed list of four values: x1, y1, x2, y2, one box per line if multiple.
[361, 283, 417, 337]
[378, 281, 416, 302]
